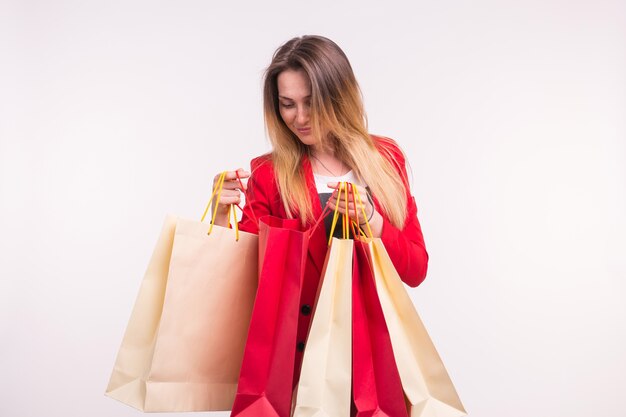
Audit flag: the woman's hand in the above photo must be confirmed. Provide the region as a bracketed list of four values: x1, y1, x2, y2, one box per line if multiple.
[326, 182, 373, 224]
[211, 169, 250, 226]
[326, 182, 383, 238]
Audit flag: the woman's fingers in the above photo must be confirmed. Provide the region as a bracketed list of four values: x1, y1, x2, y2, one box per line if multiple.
[224, 169, 251, 186]
[212, 169, 250, 205]
[214, 169, 250, 188]
[326, 182, 373, 221]
[217, 189, 241, 198]
[222, 179, 246, 191]
[213, 194, 240, 207]
[216, 194, 241, 205]
[214, 168, 250, 180]
[328, 199, 369, 220]
[327, 182, 368, 200]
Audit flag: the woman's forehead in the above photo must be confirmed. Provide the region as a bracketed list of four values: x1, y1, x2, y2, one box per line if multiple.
[277, 69, 311, 98]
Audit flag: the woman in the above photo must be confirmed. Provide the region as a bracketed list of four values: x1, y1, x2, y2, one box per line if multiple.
[213, 35, 428, 387]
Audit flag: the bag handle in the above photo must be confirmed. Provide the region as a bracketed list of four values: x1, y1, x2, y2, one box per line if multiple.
[328, 182, 346, 244]
[234, 169, 259, 226]
[325, 182, 364, 244]
[352, 184, 373, 239]
[200, 171, 242, 241]
[330, 182, 374, 242]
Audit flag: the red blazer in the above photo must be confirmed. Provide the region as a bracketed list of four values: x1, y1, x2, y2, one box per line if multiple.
[238, 135, 429, 384]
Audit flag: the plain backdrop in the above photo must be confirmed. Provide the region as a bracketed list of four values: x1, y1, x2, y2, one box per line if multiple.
[1, 1, 625, 416]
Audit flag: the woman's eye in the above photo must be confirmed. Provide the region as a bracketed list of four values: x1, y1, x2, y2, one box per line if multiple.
[280, 102, 294, 108]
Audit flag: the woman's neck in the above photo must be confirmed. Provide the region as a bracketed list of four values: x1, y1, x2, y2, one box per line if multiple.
[308, 146, 348, 177]
[308, 140, 334, 156]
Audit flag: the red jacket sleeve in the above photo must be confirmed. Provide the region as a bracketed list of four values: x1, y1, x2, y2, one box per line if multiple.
[238, 155, 275, 235]
[375, 137, 429, 287]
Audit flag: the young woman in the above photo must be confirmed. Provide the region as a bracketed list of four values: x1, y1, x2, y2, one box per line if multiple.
[212, 34, 428, 387]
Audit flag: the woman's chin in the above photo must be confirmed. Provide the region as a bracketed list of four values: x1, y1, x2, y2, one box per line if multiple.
[295, 134, 318, 146]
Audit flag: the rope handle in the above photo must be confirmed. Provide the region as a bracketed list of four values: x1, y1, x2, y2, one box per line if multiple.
[200, 171, 241, 241]
[331, 182, 374, 242]
[235, 169, 258, 226]
[325, 182, 365, 244]
[328, 182, 345, 244]
[352, 185, 373, 239]
[311, 184, 340, 237]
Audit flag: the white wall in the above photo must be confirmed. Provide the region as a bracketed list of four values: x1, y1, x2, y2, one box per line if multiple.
[1, 1, 625, 416]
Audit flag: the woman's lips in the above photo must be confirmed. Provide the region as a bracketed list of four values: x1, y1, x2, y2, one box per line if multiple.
[297, 127, 311, 134]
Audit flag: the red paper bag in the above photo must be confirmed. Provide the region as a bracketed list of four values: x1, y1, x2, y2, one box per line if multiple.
[352, 239, 408, 417]
[230, 215, 310, 417]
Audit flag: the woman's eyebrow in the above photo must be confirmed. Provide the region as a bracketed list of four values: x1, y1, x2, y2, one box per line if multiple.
[278, 95, 311, 100]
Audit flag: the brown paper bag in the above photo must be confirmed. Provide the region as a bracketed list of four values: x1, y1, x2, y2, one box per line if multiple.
[105, 215, 258, 412]
[293, 238, 353, 417]
[368, 238, 466, 417]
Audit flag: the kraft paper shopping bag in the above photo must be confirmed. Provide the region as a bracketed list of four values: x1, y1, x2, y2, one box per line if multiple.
[368, 238, 466, 417]
[106, 207, 258, 411]
[292, 238, 353, 417]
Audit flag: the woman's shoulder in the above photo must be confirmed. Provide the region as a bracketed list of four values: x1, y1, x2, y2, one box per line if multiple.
[249, 152, 274, 175]
[246, 153, 278, 200]
[370, 134, 407, 165]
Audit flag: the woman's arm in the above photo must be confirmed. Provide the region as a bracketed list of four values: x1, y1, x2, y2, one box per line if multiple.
[378, 195, 429, 287]
[375, 137, 429, 287]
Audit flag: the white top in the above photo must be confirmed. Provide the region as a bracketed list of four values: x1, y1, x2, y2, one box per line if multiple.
[313, 170, 366, 193]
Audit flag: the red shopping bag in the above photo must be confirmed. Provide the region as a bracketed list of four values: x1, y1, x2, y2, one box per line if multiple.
[230, 215, 310, 417]
[352, 238, 408, 417]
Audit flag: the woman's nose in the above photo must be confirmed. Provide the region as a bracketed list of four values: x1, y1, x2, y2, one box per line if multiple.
[296, 106, 309, 125]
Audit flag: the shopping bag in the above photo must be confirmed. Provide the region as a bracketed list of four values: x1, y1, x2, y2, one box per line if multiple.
[292, 183, 356, 417]
[106, 174, 258, 412]
[292, 237, 353, 417]
[230, 215, 310, 417]
[352, 239, 409, 417]
[368, 238, 466, 417]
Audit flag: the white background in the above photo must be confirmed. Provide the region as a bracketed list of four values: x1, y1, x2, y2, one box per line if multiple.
[1, 1, 625, 416]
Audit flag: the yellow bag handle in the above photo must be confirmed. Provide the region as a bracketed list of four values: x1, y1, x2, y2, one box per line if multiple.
[352, 184, 373, 239]
[327, 182, 375, 244]
[328, 182, 345, 245]
[200, 171, 241, 241]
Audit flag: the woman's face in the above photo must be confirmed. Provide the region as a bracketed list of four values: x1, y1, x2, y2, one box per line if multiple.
[277, 68, 318, 146]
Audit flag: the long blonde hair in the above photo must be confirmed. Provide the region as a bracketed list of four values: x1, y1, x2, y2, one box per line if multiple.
[263, 35, 408, 227]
